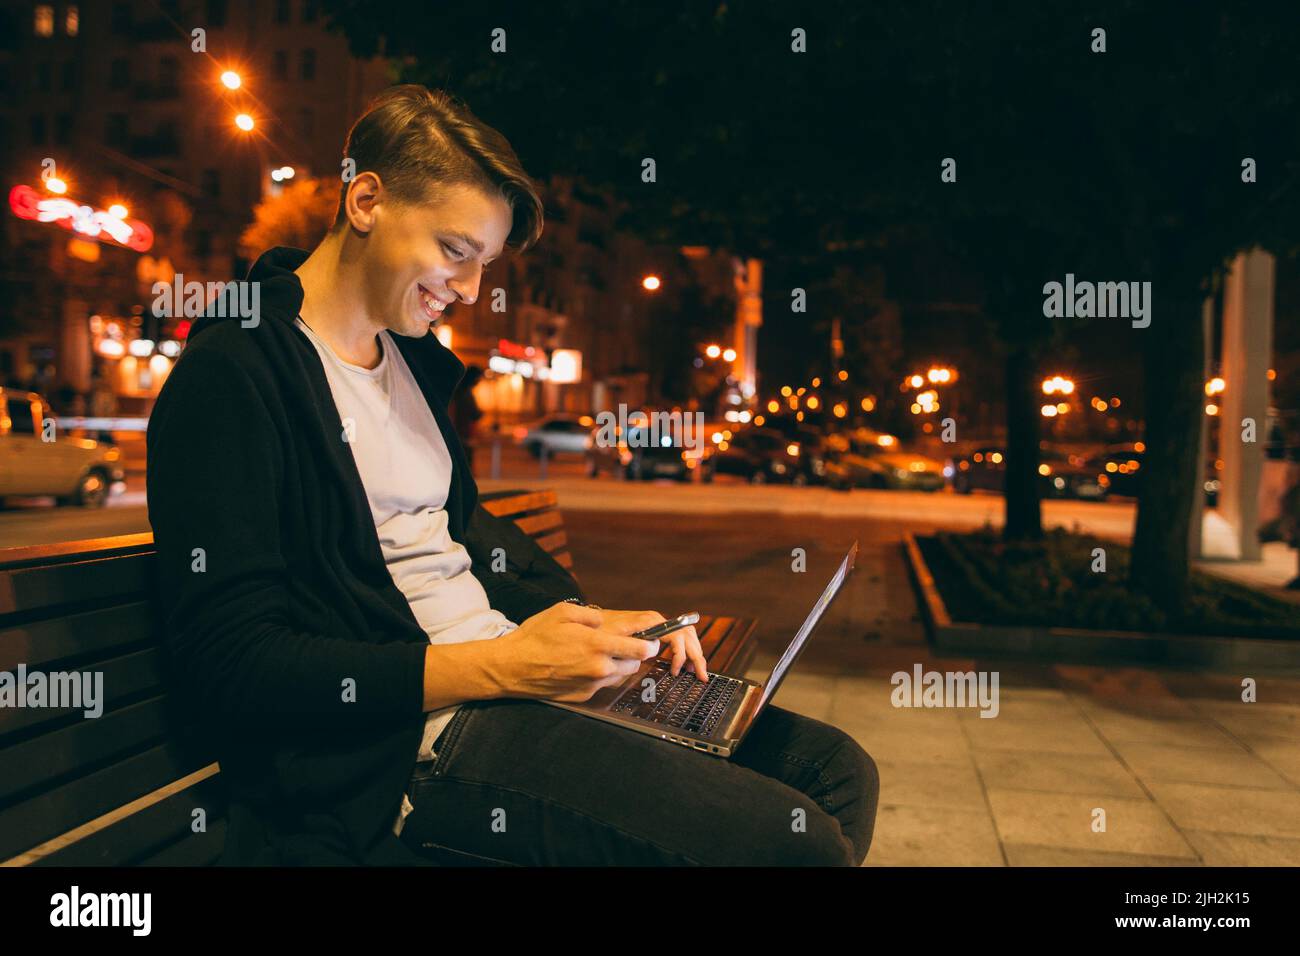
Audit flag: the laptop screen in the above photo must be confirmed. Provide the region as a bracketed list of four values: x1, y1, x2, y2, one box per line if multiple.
[757, 541, 858, 711]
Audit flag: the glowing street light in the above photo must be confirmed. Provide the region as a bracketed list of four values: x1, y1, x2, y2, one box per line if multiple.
[641, 274, 661, 291]
[908, 374, 924, 389]
[722, 348, 736, 363]
[705, 344, 721, 359]
[44, 176, 68, 194]
[234, 113, 255, 132]
[1041, 375, 1075, 396]
[107, 203, 128, 219]
[1205, 377, 1226, 396]
[221, 70, 242, 90]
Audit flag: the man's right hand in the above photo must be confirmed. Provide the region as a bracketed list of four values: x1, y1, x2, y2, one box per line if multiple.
[485, 601, 662, 703]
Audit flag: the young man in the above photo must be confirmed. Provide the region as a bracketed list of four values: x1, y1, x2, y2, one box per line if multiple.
[147, 85, 878, 866]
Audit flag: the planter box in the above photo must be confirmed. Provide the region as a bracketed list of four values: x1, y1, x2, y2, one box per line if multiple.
[902, 533, 1300, 669]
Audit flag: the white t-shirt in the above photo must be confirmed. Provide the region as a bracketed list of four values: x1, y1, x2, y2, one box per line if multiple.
[295, 317, 516, 830]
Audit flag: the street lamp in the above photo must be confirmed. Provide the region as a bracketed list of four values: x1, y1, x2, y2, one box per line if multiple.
[705, 344, 721, 359]
[221, 70, 242, 90]
[234, 113, 255, 132]
[642, 274, 661, 291]
[722, 348, 736, 363]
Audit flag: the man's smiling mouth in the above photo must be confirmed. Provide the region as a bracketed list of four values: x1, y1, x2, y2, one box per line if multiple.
[417, 283, 448, 320]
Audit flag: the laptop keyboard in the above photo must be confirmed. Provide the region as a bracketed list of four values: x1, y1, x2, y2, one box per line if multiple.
[611, 662, 743, 737]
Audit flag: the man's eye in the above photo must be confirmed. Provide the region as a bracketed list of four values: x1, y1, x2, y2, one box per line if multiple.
[442, 242, 465, 260]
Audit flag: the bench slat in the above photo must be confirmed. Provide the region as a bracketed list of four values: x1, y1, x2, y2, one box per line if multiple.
[0, 647, 164, 741]
[34, 779, 227, 867]
[534, 530, 567, 554]
[480, 490, 558, 518]
[137, 819, 227, 867]
[0, 551, 153, 617]
[512, 510, 564, 536]
[0, 743, 214, 861]
[0, 697, 178, 804]
[0, 601, 154, 672]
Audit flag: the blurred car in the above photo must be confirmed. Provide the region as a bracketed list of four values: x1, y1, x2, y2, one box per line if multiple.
[1087, 446, 1144, 498]
[585, 421, 693, 481]
[950, 445, 1107, 500]
[701, 427, 818, 484]
[516, 414, 592, 458]
[0, 388, 125, 507]
[825, 429, 945, 491]
[1085, 444, 1220, 504]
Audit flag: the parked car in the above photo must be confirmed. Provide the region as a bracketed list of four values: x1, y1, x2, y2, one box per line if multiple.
[517, 415, 592, 458]
[1086, 446, 1145, 498]
[701, 427, 817, 484]
[824, 429, 945, 491]
[950, 445, 1107, 500]
[0, 388, 125, 507]
[585, 421, 693, 481]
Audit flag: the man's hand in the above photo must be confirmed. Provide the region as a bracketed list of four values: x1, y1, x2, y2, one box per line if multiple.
[593, 609, 709, 683]
[482, 601, 665, 703]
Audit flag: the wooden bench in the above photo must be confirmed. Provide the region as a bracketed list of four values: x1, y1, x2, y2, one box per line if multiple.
[0, 489, 758, 866]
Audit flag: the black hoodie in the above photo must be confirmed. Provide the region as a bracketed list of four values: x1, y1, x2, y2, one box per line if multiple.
[146, 246, 567, 865]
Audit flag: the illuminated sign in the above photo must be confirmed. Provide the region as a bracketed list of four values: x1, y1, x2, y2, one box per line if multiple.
[9, 185, 154, 252]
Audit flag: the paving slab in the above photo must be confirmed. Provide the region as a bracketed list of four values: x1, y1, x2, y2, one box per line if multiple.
[985, 789, 1198, 858]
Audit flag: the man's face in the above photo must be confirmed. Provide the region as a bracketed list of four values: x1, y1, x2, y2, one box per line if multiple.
[363, 183, 513, 338]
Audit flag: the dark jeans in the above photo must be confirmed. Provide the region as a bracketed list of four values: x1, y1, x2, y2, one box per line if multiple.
[399, 699, 880, 866]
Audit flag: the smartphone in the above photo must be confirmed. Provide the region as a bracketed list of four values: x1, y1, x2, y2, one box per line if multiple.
[631, 612, 700, 642]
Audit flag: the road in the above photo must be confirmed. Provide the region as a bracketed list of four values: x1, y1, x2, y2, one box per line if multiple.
[0, 455, 1136, 549]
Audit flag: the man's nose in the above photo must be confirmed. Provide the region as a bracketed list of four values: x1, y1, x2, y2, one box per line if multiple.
[448, 269, 482, 306]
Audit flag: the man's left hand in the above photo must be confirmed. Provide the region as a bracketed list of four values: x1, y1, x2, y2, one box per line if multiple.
[595, 609, 709, 682]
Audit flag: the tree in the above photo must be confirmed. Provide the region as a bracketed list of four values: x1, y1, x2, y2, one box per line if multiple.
[238, 177, 337, 261]
[322, 0, 1300, 611]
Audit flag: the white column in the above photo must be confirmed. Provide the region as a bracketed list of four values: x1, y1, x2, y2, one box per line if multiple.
[1219, 248, 1275, 561]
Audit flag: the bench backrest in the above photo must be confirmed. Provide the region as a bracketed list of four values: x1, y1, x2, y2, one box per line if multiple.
[0, 489, 567, 866]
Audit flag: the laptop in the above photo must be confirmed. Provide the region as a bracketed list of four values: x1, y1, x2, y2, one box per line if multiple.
[543, 542, 858, 757]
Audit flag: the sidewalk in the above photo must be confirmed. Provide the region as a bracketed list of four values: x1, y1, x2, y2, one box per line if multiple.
[567, 509, 1300, 866]
[748, 654, 1300, 866]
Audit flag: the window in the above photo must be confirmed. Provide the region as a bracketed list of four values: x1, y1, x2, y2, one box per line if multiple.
[106, 113, 128, 148]
[201, 168, 221, 197]
[111, 2, 130, 34]
[274, 0, 289, 24]
[300, 48, 315, 80]
[6, 399, 36, 435]
[60, 59, 75, 92]
[159, 57, 179, 96]
[195, 230, 212, 257]
[302, 0, 319, 22]
[207, 0, 228, 28]
[66, 4, 78, 35]
[29, 114, 47, 144]
[273, 50, 288, 80]
[34, 4, 53, 36]
[156, 118, 180, 154]
[296, 107, 313, 140]
[35, 60, 51, 92]
[54, 113, 71, 145]
[109, 58, 129, 90]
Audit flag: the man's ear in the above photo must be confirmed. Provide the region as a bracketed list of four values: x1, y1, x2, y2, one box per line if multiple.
[344, 172, 383, 234]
